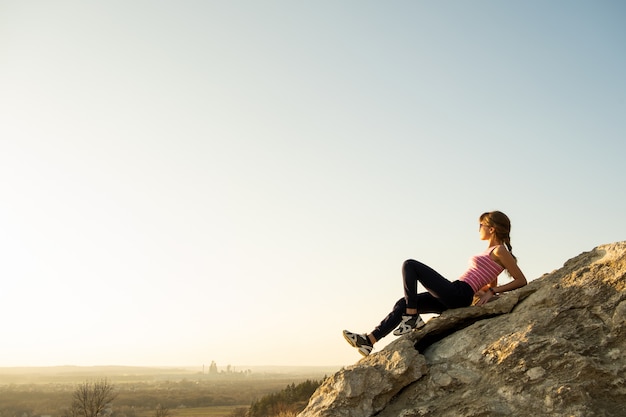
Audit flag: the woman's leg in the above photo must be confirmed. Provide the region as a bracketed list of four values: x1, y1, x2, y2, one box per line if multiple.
[369, 260, 473, 342]
[370, 292, 447, 341]
[403, 259, 471, 310]
[370, 297, 405, 341]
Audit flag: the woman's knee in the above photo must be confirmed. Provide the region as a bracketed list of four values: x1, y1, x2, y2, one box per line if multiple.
[403, 259, 424, 274]
[403, 259, 418, 270]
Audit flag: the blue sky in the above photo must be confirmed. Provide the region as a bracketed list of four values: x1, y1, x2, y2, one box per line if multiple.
[1, 1, 624, 368]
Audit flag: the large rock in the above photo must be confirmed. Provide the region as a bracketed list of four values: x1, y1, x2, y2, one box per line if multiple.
[299, 242, 626, 417]
[302, 338, 427, 417]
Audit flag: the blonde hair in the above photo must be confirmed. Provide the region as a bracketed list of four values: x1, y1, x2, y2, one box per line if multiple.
[480, 211, 516, 260]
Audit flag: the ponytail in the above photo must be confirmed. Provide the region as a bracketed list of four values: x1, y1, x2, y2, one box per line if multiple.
[503, 236, 516, 261]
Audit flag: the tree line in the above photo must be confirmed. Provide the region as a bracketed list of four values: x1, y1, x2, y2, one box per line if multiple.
[231, 379, 323, 417]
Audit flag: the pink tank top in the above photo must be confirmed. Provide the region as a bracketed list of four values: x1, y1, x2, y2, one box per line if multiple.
[459, 246, 505, 293]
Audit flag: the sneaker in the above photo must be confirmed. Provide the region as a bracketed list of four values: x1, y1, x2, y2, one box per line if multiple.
[343, 330, 373, 356]
[393, 314, 425, 336]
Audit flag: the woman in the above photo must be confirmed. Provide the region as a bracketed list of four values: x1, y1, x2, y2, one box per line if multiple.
[343, 211, 527, 356]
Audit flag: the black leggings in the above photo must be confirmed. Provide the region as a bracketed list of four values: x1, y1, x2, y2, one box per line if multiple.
[371, 259, 474, 341]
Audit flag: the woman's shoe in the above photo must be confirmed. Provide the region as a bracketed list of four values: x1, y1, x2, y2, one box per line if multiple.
[342, 330, 373, 356]
[392, 314, 425, 336]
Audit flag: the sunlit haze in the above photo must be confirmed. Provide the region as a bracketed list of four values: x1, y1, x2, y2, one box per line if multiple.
[1, 1, 625, 368]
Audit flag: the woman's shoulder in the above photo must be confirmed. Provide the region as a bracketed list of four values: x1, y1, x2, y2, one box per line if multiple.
[491, 244, 513, 260]
[487, 244, 506, 254]
[487, 245, 509, 268]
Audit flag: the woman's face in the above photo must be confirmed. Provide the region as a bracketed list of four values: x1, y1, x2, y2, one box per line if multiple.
[479, 221, 494, 240]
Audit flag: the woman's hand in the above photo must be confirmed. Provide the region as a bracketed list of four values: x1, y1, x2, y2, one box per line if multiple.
[475, 290, 496, 306]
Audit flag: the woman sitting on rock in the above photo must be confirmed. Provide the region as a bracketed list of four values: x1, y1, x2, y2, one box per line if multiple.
[343, 210, 528, 356]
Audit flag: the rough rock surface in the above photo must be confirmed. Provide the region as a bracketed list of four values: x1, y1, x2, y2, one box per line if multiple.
[299, 242, 626, 417]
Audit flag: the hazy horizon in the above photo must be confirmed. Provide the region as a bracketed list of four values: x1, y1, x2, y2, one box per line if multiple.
[2, 1, 625, 368]
[0, 364, 342, 372]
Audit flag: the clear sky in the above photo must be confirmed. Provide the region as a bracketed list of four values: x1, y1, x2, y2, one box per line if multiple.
[1, 1, 624, 369]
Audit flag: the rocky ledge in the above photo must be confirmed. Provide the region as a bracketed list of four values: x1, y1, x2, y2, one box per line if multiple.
[299, 242, 626, 417]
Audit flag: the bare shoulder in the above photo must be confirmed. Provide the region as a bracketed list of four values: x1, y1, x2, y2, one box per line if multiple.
[492, 244, 509, 257]
[492, 245, 515, 264]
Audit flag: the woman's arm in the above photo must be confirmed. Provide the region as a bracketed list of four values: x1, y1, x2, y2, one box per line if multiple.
[492, 245, 527, 292]
[476, 245, 527, 305]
